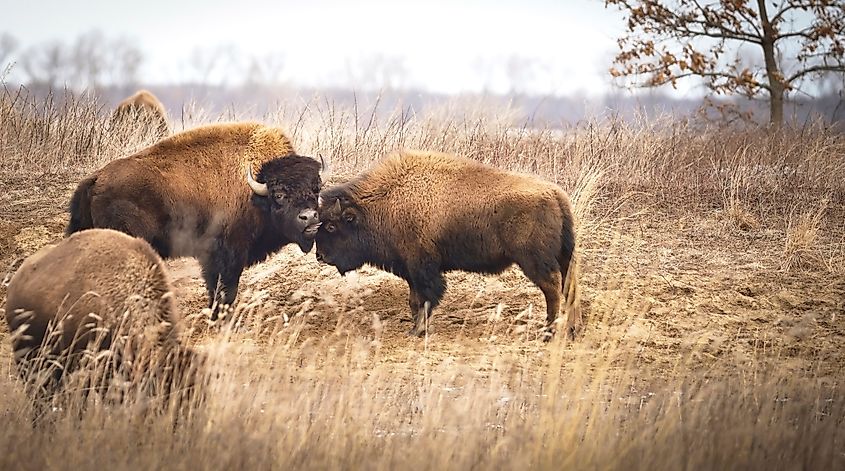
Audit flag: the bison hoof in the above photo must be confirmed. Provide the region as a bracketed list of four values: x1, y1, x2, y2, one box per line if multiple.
[541, 326, 580, 342]
[408, 327, 428, 337]
[209, 304, 233, 322]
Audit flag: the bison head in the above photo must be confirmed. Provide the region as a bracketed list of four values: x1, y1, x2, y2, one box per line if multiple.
[315, 193, 367, 275]
[248, 155, 323, 252]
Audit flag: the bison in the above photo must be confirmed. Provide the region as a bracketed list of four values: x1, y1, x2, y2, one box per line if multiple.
[3, 229, 205, 416]
[67, 122, 323, 320]
[111, 89, 171, 139]
[315, 150, 581, 339]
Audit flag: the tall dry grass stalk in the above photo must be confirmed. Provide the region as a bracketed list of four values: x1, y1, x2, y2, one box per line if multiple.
[782, 199, 829, 272]
[0, 87, 843, 469]
[1, 306, 842, 470]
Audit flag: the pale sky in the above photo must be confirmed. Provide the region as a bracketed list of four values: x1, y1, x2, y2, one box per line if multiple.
[1, 0, 633, 95]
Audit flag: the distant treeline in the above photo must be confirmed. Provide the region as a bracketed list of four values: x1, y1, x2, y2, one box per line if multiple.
[4, 82, 844, 128]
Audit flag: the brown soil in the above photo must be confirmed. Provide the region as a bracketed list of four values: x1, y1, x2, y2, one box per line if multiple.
[1, 170, 843, 382]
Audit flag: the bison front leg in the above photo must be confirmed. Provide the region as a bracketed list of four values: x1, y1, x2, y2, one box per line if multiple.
[407, 271, 446, 337]
[201, 248, 245, 321]
[407, 287, 426, 336]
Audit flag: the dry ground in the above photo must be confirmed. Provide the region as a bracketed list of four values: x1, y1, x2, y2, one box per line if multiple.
[2, 171, 842, 377]
[0, 93, 844, 469]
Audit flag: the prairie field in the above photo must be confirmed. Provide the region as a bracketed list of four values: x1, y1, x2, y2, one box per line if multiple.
[0, 89, 844, 470]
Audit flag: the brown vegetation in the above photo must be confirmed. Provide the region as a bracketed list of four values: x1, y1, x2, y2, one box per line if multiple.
[0, 89, 843, 469]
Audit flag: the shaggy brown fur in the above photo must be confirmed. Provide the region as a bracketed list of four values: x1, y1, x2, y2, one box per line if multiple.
[66, 122, 322, 320]
[112, 89, 171, 139]
[316, 150, 581, 339]
[3, 229, 204, 415]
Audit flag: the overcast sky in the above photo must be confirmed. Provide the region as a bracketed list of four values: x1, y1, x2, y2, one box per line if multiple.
[1, 0, 637, 95]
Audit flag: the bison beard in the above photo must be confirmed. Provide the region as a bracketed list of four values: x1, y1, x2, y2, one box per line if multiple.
[315, 150, 581, 340]
[66, 123, 323, 320]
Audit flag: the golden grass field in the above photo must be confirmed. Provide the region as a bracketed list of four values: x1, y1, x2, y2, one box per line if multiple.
[0, 89, 844, 469]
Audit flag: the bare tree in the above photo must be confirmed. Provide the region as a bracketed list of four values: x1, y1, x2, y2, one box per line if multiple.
[0, 33, 17, 67]
[505, 55, 546, 95]
[107, 37, 144, 90]
[69, 30, 108, 90]
[186, 47, 221, 85]
[186, 43, 241, 87]
[346, 54, 409, 90]
[244, 52, 286, 87]
[15, 31, 144, 91]
[19, 41, 69, 89]
[472, 56, 499, 93]
[606, 0, 845, 126]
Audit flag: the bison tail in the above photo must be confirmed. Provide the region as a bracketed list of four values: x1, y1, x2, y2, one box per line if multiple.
[66, 175, 97, 236]
[561, 248, 582, 334]
[559, 197, 582, 337]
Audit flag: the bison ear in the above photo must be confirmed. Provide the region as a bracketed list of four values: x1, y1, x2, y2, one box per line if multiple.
[342, 208, 357, 224]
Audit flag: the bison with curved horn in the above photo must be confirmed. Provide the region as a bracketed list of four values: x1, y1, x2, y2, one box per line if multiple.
[67, 122, 325, 319]
[315, 150, 581, 339]
[3, 229, 206, 417]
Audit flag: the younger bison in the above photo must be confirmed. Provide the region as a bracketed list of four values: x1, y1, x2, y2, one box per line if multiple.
[316, 150, 581, 339]
[111, 89, 171, 139]
[67, 122, 323, 319]
[3, 229, 205, 415]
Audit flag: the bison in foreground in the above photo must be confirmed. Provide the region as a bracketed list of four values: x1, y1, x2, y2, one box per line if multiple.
[3, 229, 205, 416]
[316, 150, 581, 339]
[67, 122, 323, 319]
[111, 89, 171, 139]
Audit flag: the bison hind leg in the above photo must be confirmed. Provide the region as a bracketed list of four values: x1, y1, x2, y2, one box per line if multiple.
[92, 199, 162, 247]
[517, 259, 563, 341]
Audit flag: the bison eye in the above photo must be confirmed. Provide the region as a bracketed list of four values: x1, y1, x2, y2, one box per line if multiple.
[325, 222, 337, 233]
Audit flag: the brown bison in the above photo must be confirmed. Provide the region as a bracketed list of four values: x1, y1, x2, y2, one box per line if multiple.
[315, 150, 581, 339]
[67, 122, 323, 319]
[3, 229, 205, 415]
[111, 89, 171, 139]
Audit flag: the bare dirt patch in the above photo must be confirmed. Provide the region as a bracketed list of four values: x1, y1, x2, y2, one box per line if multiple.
[3, 170, 841, 380]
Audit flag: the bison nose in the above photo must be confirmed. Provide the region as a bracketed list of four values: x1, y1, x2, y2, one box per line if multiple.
[298, 208, 318, 224]
[316, 252, 324, 262]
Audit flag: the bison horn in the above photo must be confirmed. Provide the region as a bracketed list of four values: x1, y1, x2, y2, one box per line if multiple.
[246, 166, 269, 196]
[318, 153, 330, 177]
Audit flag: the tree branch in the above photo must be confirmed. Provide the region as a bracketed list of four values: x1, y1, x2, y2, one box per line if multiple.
[771, 1, 820, 24]
[630, 69, 772, 93]
[671, 23, 763, 44]
[689, 0, 761, 40]
[775, 28, 816, 42]
[787, 63, 845, 84]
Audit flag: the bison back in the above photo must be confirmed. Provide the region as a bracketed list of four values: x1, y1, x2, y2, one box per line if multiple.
[4, 229, 178, 358]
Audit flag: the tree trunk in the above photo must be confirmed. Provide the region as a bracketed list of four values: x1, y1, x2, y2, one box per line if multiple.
[769, 85, 784, 126]
[756, 0, 785, 127]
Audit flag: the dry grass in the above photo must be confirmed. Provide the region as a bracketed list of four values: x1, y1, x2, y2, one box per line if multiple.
[0, 86, 844, 470]
[782, 200, 829, 272]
